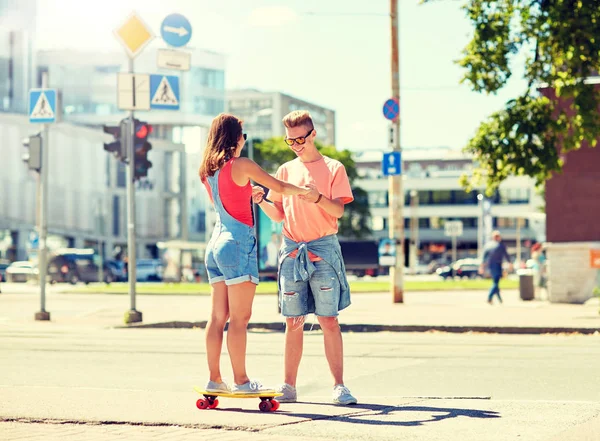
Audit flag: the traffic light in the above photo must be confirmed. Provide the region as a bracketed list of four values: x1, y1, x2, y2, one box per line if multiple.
[133, 119, 152, 181]
[22, 133, 42, 172]
[103, 119, 128, 161]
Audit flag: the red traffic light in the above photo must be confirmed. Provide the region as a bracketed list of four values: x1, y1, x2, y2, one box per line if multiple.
[135, 123, 152, 139]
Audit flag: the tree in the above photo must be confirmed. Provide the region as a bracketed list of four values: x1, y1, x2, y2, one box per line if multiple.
[252, 137, 372, 238]
[425, 0, 600, 194]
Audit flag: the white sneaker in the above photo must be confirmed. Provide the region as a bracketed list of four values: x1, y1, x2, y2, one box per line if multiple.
[333, 384, 357, 405]
[231, 379, 272, 394]
[205, 380, 230, 393]
[276, 383, 297, 403]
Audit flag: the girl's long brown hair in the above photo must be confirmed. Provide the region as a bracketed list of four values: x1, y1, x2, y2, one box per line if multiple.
[199, 113, 243, 180]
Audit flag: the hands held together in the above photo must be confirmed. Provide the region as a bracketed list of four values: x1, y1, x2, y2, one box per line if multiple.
[252, 184, 322, 204]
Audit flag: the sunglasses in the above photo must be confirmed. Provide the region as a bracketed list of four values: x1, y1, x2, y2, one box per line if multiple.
[284, 129, 313, 146]
[243, 133, 247, 141]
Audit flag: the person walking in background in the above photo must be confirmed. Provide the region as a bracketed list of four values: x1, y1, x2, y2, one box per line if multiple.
[480, 230, 513, 304]
[199, 113, 309, 394]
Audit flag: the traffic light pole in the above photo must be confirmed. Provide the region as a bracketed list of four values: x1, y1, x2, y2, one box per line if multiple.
[35, 71, 50, 321]
[125, 57, 142, 324]
[390, 0, 404, 303]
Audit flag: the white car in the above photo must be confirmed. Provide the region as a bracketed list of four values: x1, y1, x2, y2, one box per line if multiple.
[6, 261, 38, 283]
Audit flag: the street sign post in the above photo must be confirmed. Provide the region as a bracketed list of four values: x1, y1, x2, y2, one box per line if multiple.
[160, 13, 192, 47]
[114, 12, 154, 59]
[445, 220, 463, 275]
[382, 97, 399, 121]
[29, 89, 56, 124]
[117, 73, 150, 111]
[114, 11, 154, 324]
[157, 48, 191, 71]
[382, 151, 401, 176]
[150, 75, 180, 110]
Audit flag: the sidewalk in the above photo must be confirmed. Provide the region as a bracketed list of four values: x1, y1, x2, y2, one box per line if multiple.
[1, 285, 599, 333]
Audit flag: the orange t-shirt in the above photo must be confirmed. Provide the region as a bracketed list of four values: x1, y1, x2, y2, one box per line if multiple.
[268, 156, 354, 261]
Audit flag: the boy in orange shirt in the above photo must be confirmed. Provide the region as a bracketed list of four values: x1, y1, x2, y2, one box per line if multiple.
[253, 110, 357, 405]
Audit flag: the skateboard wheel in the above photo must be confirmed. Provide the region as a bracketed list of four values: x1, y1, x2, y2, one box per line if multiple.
[209, 399, 219, 409]
[270, 399, 280, 411]
[259, 400, 272, 412]
[196, 399, 209, 410]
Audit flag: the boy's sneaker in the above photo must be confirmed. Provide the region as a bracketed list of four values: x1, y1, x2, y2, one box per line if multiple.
[332, 384, 357, 405]
[231, 379, 272, 394]
[205, 380, 230, 393]
[276, 383, 297, 403]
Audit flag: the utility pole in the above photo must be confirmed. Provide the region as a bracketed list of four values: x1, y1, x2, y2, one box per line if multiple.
[390, 0, 404, 303]
[35, 71, 50, 321]
[125, 57, 142, 324]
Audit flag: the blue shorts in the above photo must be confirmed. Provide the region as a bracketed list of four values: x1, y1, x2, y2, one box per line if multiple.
[279, 258, 341, 317]
[205, 231, 259, 286]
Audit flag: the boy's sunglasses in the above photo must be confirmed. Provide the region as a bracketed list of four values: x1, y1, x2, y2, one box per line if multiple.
[284, 129, 313, 146]
[243, 133, 247, 140]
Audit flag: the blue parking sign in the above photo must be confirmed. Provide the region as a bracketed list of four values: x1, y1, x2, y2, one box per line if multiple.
[382, 152, 401, 176]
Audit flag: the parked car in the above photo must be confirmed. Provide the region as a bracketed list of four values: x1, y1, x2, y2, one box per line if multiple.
[47, 249, 114, 284]
[6, 261, 38, 282]
[135, 259, 164, 282]
[436, 258, 483, 280]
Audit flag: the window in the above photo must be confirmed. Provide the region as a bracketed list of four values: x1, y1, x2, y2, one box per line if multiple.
[112, 196, 120, 236]
[498, 188, 530, 204]
[368, 191, 388, 208]
[371, 216, 385, 231]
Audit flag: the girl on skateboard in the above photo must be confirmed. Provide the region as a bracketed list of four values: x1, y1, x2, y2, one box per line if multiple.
[199, 113, 309, 393]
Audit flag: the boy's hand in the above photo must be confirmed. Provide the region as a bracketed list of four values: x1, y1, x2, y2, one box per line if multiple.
[252, 185, 265, 204]
[299, 184, 320, 203]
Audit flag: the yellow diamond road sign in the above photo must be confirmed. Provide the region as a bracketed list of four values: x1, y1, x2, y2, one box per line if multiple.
[114, 12, 154, 58]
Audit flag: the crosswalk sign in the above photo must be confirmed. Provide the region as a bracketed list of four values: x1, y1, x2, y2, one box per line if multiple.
[29, 89, 56, 123]
[150, 75, 180, 110]
[382, 151, 401, 176]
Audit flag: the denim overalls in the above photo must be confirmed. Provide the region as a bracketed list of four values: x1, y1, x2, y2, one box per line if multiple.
[204, 169, 259, 286]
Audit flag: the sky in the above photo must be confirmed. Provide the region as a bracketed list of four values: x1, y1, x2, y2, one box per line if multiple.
[34, 0, 528, 152]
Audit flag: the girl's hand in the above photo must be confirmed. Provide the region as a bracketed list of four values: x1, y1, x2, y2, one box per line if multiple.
[252, 185, 265, 204]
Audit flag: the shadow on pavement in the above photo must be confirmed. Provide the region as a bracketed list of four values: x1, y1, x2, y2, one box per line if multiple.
[215, 402, 501, 427]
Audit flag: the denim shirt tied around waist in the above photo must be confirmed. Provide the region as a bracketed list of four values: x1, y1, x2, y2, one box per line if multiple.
[278, 234, 351, 313]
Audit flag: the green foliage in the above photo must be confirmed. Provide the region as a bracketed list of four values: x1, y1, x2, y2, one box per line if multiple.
[425, 0, 600, 192]
[253, 137, 371, 238]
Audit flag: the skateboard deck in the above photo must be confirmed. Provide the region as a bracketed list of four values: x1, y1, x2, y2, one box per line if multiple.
[194, 386, 283, 412]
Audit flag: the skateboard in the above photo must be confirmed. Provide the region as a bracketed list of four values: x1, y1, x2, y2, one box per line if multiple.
[193, 386, 283, 412]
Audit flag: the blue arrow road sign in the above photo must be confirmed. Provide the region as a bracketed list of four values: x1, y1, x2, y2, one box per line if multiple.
[382, 98, 399, 121]
[382, 151, 401, 176]
[29, 89, 56, 123]
[150, 74, 180, 110]
[161, 13, 192, 47]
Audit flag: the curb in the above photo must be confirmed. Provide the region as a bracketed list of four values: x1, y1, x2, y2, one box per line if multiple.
[118, 321, 600, 335]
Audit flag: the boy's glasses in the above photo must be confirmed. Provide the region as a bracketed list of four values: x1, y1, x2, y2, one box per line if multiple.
[284, 129, 313, 146]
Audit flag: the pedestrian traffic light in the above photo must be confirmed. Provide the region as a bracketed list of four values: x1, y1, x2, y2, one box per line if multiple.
[133, 119, 152, 181]
[103, 119, 129, 161]
[22, 133, 42, 172]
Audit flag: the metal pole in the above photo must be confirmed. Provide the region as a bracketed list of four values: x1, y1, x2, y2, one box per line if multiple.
[35, 71, 50, 321]
[477, 193, 483, 259]
[452, 235, 457, 277]
[409, 190, 417, 275]
[125, 58, 141, 324]
[516, 217, 522, 269]
[390, 0, 404, 303]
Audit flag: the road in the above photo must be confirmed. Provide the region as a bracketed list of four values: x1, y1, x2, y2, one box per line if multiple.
[1, 323, 599, 440]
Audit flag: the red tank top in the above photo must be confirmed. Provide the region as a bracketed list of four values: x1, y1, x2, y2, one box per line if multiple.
[203, 158, 253, 227]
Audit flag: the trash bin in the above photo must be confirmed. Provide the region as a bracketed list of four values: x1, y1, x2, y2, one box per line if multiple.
[517, 269, 534, 301]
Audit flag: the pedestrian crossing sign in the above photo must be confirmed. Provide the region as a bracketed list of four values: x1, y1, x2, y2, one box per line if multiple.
[150, 74, 180, 110]
[29, 89, 57, 123]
